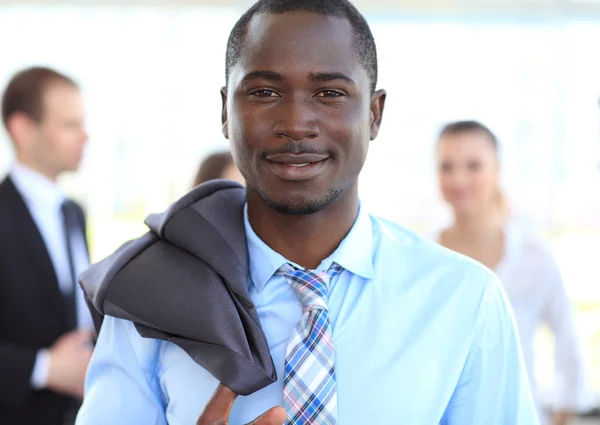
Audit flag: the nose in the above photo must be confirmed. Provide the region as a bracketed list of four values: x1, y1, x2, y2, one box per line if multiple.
[448, 169, 469, 188]
[272, 95, 319, 141]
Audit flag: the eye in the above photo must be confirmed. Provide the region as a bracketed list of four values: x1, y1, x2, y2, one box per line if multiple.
[316, 90, 345, 98]
[249, 89, 280, 98]
[440, 162, 453, 173]
[467, 161, 482, 172]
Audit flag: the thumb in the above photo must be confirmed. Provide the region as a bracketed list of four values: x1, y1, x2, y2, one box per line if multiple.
[72, 329, 94, 345]
[247, 406, 286, 425]
[197, 384, 238, 425]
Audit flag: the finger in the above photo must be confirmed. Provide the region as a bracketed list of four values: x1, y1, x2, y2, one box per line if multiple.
[247, 406, 286, 425]
[69, 329, 92, 339]
[196, 384, 238, 425]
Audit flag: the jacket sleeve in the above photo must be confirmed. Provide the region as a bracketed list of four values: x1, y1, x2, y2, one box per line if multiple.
[0, 342, 37, 409]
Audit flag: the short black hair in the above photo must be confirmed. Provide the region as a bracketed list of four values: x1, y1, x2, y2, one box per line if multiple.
[438, 120, 499, 150]
[225, 0, 378, 93]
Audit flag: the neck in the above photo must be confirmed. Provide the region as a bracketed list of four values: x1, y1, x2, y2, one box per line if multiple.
[247, 185, 359, 270]
[452, 208, 503, 242]
[16, 155, 59, 182]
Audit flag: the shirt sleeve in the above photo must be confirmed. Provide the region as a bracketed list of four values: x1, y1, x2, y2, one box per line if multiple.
[30, 349, 50, 389]
[441, 273, 540, 425]
[539, 255, 590, 412]
[75, 316, 167, 425]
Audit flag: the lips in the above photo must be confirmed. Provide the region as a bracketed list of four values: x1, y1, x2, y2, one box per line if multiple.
[266, 153, 329, 164]
[265, 153, 330, 181]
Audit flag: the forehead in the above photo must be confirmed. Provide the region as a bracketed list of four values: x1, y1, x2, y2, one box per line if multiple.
[438, 132, 497, 157]
[41, 82, 82, 117]
[230, 12, 368, 86]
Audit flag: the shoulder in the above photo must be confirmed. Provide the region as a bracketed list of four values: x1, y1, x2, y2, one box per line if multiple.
[368, 215, 511, 344]
[371, 214, 490, 273]
[96, 316, 163, 369]
[0, 176, 17, 209]
[505, 223, 559, 272]
[369, 214, 499, 300]
[0, 177, 20, 229]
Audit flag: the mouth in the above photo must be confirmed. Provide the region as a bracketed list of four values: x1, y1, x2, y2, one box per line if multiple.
[264, 153, 330, 181]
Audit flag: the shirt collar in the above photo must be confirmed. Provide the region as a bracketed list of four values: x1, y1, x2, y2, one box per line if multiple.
[9, 162, 65, 209]
[245, 203, 375, 293]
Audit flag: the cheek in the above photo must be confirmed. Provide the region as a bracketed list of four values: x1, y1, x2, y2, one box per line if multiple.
[438, 175, 451, 192]
[470, 172, 496, 195]
[438, 172, 477, 201]
[438, 170, 463, 189]
[229, 104, 270, 152]
[438, 175, 459, 200]
[40, 127, 62, 153]
[326, 106, 370, 159]
[59, 131, 80, 156]
[228, 113, 251, 164]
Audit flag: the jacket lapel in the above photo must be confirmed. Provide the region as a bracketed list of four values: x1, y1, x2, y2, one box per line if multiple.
[1, 177, 69, 327]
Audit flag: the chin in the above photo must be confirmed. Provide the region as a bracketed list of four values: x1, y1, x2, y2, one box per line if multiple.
[260, 188, 341, 216]
[452, 204, 479, 217]
[69, 159, 83, 171]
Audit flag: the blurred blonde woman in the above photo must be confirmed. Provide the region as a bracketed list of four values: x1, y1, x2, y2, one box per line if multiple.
[435, 120, 588, 425]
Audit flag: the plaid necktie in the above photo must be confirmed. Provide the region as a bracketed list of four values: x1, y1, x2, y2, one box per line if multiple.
[277, 262, 344, 425]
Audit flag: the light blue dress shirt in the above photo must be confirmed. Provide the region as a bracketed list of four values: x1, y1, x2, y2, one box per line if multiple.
[76, 205, 539, 425]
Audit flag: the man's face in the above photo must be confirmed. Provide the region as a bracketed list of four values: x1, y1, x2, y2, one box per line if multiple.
[223, 12, 385, 215]
[33, 82, 87, 175]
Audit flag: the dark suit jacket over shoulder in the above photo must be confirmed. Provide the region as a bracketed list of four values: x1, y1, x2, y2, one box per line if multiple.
[80, 180, 276, 396]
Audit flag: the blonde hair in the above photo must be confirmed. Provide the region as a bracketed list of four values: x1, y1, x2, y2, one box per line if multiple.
[494, 185, 510, 223]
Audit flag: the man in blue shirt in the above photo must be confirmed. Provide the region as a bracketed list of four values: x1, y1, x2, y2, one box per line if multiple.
[76, 1, 539, 424]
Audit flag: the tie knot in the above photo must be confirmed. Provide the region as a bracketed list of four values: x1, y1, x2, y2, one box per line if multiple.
[278, 263, 343, 311]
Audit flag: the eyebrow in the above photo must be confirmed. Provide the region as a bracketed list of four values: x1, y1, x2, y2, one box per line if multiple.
[241, 70, 284, 83]
[240, 70, 355, 85]
[309, 72, 355, 85]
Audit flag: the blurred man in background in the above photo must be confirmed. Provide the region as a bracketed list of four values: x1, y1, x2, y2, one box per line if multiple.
[0, 67, 93, 425]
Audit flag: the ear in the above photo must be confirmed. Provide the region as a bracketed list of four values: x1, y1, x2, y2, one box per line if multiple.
[6, 112, 37, 151]
[220, 86, 229, 140]
[369, 89, 387, 140]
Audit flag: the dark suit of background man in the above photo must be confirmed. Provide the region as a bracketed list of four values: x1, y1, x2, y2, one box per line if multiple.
[0, 67, 94, 425]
